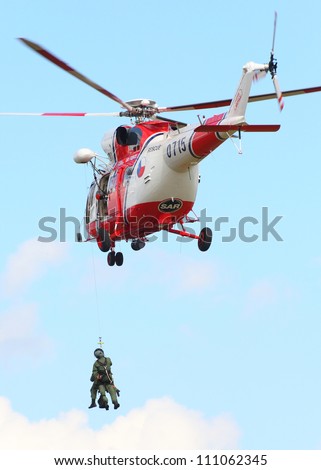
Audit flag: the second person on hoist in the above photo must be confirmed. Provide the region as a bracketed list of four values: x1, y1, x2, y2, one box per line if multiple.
[88, 348, 120, 410]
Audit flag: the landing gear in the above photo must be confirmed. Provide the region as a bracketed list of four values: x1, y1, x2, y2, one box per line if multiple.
[164, 224, 213, 252]
[98, 227, 111, 253]
[107, 250, 124, 266]
[115, 252, 123, 266]
[198, 227, 212, 252]
[107, 251, 115, 266]
[131, 239, 145, 251]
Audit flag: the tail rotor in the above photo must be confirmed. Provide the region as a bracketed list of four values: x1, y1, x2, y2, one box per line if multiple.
[268, 11, 284, 111]
[252, 12, 284, 111]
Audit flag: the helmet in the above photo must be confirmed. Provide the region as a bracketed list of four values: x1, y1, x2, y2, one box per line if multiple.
[94, 348, 104, 358]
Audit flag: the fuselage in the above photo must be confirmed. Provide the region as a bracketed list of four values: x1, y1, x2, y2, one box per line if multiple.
[86, 113, 228, 242]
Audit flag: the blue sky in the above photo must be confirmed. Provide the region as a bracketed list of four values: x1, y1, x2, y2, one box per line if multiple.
[1, 0, 321, 450]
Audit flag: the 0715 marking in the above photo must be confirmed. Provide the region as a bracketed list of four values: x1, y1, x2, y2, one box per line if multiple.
[166, 137, 187, 158]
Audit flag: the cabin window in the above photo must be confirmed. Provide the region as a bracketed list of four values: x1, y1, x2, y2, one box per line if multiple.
[97, 174, 110, 218]
[123, 166, 133, 187]
[85, 182, 96, 225]
[99, 173, 109, 194]
[107, 170, 117, 193]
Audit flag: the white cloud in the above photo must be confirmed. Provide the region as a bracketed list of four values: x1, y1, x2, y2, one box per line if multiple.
[0, 396, 241, 450]
[1, 238, 67, 297]
[0, 303, 37, 343]
[0, 239, 65, 358]
[0, 303, 53, 358]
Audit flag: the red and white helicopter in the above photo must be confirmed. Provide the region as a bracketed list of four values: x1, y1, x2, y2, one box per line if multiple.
[6, 15, 321, 266]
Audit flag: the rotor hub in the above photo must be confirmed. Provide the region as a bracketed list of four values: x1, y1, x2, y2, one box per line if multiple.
[120, 98, 159, 122]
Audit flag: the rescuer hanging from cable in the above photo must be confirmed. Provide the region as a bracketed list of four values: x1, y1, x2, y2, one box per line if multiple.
[88, 348, 120, 410]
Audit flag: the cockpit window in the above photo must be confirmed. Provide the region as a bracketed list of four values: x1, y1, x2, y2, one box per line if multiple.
[127, 127, 142, 146]
[116, 126, 143, 148]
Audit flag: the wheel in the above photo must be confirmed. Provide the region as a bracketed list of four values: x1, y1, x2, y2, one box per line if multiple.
[131, 239, 145, 251]
[107, 251, 116, 266]
[131, 241, 139, 251]
[115, 252, 124, 266]
[98, 227, 111, 252]
[198, 227, 212, 252]
[76, 232, 82, 242]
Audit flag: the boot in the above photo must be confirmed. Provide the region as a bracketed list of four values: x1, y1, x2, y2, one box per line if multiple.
[88, 399, 96, 409]
[114, 402, 120, 410]
[105, 404, 109, 411]
[98, 395, 105, 408]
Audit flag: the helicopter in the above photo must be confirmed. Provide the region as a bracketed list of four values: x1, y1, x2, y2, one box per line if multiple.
[4, 15, 321, 266]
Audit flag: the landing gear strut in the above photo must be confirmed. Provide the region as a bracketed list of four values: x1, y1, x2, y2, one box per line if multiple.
[164, 225, 213, 252]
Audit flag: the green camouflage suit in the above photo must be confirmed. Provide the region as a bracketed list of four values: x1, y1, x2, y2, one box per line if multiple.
[90, 355, 120, 409]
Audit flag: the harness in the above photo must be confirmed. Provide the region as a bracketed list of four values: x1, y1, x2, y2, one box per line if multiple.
[97, 357, 113, 385]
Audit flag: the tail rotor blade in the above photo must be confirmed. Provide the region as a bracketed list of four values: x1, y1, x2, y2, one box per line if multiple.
[271, 11, 277, 56]
[253, 70, 267, 82]
[267, 11, 284, 111]
[273, 75, 284, 111]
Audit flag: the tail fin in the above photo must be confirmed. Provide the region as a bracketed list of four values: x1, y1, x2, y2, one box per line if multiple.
[222, 61, 268, 126]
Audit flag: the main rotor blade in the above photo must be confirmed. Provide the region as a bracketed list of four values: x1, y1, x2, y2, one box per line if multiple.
[158, 85, 321, 113]
[158, 99, 232, 113]
[0, 112, 120, 117]
[19, 38, 133, 113]
[5, 84, 320, 117]
[154, 115, 187, 128]
[195, 124, 280, 133]
[248, 85, 321, 103]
